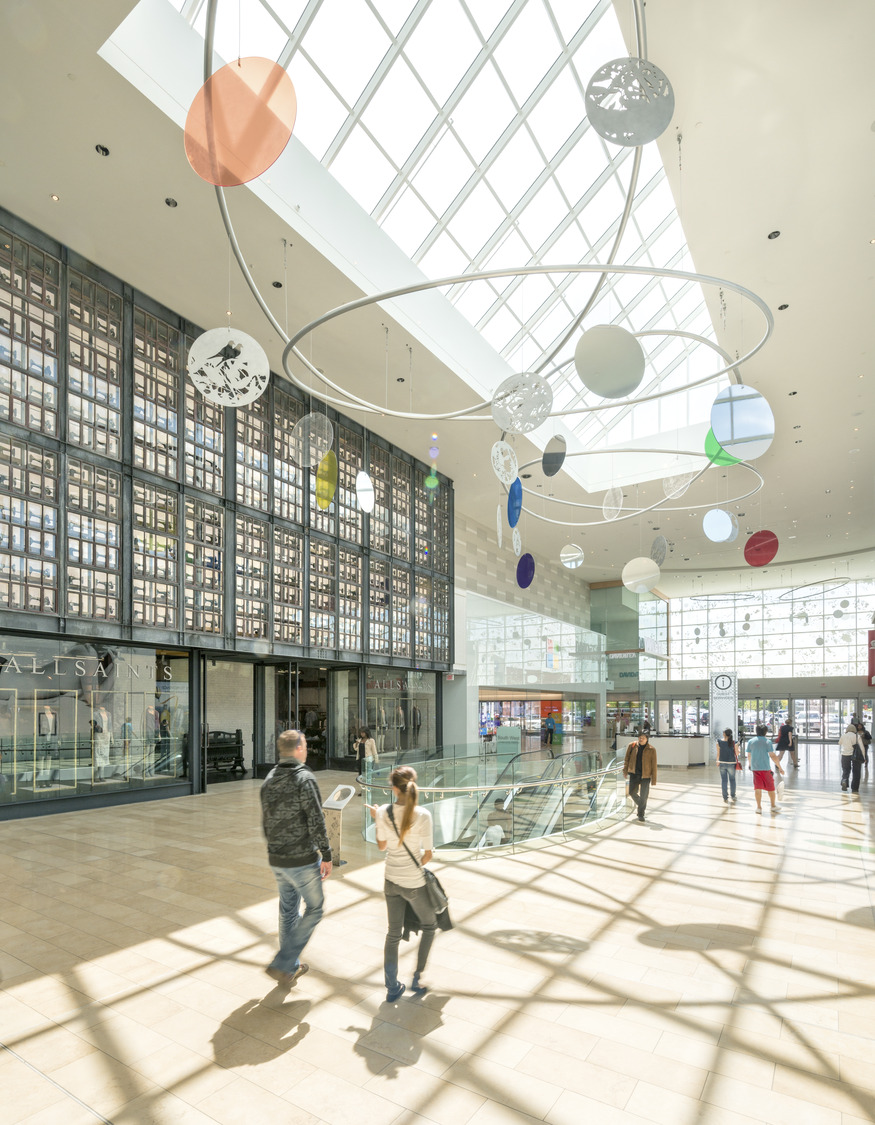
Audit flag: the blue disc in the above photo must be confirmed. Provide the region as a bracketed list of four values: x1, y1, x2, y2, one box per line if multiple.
[507, 477, 522, 528]
[516, 553, 535, 589]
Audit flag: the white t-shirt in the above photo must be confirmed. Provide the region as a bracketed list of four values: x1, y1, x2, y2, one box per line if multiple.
[375, 803, 434, 889]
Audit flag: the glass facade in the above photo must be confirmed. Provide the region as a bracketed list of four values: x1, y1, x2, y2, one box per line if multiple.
[365, 667, 437, 758]
[666, 581, 875, 680]
[0, 637, 189, 809]
[0, 212, 453, 669]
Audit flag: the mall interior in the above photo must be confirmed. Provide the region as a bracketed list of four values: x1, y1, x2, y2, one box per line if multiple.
[0, 1, 873, 1123]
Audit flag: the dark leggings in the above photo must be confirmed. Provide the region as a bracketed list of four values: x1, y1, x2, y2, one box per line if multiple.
[384, 879, 436, 988]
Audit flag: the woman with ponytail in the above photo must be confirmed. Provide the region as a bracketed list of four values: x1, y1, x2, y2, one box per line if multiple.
[367, 765, 437, 1001]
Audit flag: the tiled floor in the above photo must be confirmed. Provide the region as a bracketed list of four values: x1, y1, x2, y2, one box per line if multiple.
[1, 757, 873, 1124]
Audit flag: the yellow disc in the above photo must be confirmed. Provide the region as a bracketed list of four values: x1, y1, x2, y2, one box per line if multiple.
[315, 450, 338, 510]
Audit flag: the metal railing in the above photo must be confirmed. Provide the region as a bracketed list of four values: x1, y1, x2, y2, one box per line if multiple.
[360, 750, 625, 854]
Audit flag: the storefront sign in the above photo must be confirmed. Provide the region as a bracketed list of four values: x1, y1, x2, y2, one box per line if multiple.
[0, 652, 172, 681]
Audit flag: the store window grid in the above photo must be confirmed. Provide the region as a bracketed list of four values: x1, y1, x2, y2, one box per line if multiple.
[66, 458, 121, 621]
[132, 481, 178, 629]
[0, 228, 60, 437]
[67, 271, 122, 459]
[0, 213, 453, 668]
[133, 307, 179, 479]
[0, 434, 58, 614]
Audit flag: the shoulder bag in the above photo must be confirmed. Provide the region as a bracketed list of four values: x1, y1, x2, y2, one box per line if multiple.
[734, 744, 743, 772]
[387, 805, 453, 929]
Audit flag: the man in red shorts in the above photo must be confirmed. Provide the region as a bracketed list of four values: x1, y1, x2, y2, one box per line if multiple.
[746, 722, 785, 814]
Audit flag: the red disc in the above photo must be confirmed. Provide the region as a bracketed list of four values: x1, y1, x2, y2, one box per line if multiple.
[185, 57, 296, 187]
[744, 529, 779, 567]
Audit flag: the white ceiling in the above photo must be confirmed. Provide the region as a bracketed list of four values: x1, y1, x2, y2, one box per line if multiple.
[0, 0, 872, 599]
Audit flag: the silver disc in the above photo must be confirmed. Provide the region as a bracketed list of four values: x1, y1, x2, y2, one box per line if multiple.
[188, 326, 270, 406]
[491, 440, 518, 486]
[585, 57, 675, 147]
[491, 372, 553, 435]
[290, 412, 334, 468]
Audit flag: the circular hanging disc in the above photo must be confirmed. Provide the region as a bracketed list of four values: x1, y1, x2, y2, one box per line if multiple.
[702, 508, 739, 543]
[507, 477, 523, 528]
[517, 553, 535, 589]
[574, 324, 645, 399]
[542, 435, 567, 477]
[705, 428, 741, 467]
[622, 556, 661, 594]
[710, 385, 775, 461]
[185, 57, 297, 186]
[491, 372, 553, 434]
[315, 450, 338, 510]
[650, 535, 667, 566]
[491, 440, 518, 486]
[744, 529, 779, 567]
[188, 326, 270, 406]
[585, 57, 675, 147]
[602, 486, 624, 521]
[662, 471, 697, 499]
[355, 470, 375, 513]
[291, 412, 334, 468]
[560, 543, 585, 569]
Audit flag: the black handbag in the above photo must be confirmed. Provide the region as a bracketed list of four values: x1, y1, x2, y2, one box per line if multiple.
[387, 805, 453, 929]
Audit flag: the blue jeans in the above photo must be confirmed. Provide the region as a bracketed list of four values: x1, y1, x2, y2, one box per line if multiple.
[269, 861, 324, 974]
[718, 763, 737, 799]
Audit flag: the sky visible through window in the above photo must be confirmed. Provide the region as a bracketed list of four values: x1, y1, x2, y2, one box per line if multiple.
[177, 0, 723, 451]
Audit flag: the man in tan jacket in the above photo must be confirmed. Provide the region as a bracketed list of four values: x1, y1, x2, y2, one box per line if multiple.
[624, 730, 657, 823]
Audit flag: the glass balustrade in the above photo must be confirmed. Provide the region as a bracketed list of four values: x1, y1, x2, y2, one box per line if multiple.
[360, 749, 625, 852]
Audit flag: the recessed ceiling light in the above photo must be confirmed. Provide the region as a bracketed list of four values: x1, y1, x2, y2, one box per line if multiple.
[396, 376, 405, 383]
[521, 473, 532, 479]
[767, 230, 781, 239]
[95, 144, 110, 156]
[795, 440, 803, 444]
[825, 489, 831, 493]
[164, 197, 178, 208]
[50, 194, 59, 202]
[793, 425, 801, 429]
[272, 281, 283, 289]
[777, 304, 789, 310]
[787, 390, 797, 396]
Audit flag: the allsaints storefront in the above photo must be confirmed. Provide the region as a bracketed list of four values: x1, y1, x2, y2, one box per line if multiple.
[0, 209, 452, 818]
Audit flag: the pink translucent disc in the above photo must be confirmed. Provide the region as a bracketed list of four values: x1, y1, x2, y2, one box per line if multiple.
[744, 530, 779, 567]
[185, 57, 296, 187]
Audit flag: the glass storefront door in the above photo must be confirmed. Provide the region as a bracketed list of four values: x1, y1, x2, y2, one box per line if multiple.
[202, 660, 255, 784]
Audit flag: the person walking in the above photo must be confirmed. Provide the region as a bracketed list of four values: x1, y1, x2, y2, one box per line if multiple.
[260, 730, 332, 988]
[623, 730, 657, 823]
[545, 713, 555, 746]
[775, 720, 798, 768]
[839, 724, 864, 794]
[367, 765, 437, 1001]
[747, 723, 784, 814]
[716, 728, 740, 803]
[354, 727, 379, 768]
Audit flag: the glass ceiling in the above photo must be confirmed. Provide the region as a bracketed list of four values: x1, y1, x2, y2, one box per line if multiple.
[174, 0, 722, 453]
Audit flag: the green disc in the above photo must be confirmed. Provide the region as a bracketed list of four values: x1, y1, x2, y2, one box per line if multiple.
[705, 427, 741, 466]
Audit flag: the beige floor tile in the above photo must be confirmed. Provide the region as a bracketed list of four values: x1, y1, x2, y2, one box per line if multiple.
[546, 1088, 648, 1125]
[771, 1064, 875, 1119]
[44, 1051, 159, 1117]
[197, 1074, 319, 1125]
[516, 1043, 636, 1108]
[587, 1037, 708, 1098]
[113, 1088, 227, 1124]
[8, 1022, 97, 1074]
[284, 1069, 406, 1125]
[0, 1051, 69, 1125]
[212, 1030, 315, 1093]
[702, 1071, 844, 1125]
[364, 1065, 486, 1124]
[441, 1054, 564, 1118]
[132, 1042, 238, 1104]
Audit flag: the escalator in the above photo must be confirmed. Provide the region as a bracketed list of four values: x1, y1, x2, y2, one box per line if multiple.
[442, 749, 616, 849]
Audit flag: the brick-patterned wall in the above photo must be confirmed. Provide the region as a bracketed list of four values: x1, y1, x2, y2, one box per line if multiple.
[454, 510, 591, 629]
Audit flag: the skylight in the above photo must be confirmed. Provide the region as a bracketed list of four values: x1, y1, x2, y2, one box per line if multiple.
[169, 0, 723, 457]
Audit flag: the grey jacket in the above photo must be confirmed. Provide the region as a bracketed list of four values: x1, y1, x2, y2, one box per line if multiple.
[260, 759, 332, 867]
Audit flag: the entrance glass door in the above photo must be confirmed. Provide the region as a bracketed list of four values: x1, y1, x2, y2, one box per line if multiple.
[825, 698, 856, 741]
[203, 660, 254, 783]
[793, 699, 823, 740]
[297, 666, 328, 769]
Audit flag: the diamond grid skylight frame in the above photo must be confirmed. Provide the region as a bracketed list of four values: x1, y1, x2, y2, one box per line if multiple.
[177, 0, 722, 450]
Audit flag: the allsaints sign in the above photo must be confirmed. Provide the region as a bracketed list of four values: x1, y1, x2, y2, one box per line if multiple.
[0, 654, 173, 681]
